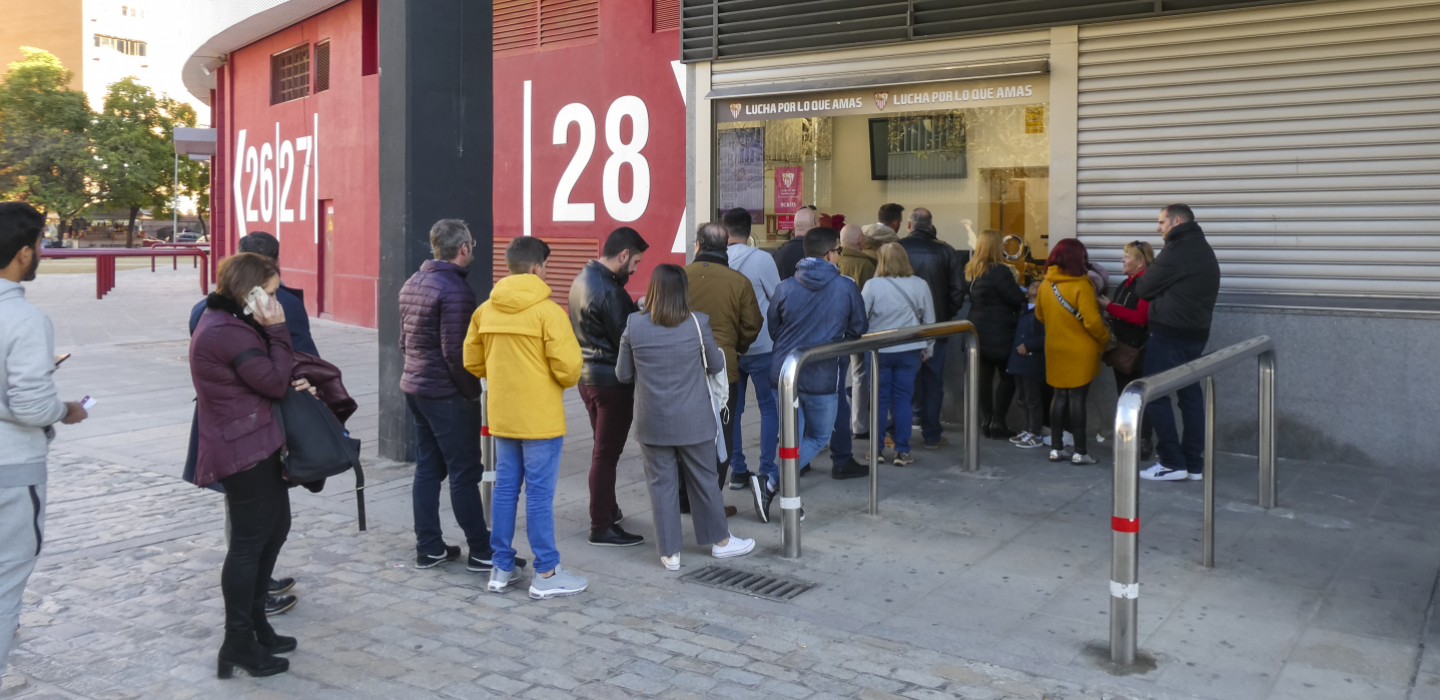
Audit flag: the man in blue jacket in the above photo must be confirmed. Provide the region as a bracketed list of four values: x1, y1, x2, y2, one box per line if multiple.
[184, 230, 311, 616]
[762, 227, 868, 521]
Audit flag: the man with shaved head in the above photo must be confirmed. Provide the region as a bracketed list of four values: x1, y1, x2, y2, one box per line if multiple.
[774, 206, 818, 281]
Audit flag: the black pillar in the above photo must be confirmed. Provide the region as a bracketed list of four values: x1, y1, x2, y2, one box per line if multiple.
[377, 0, 493, 461]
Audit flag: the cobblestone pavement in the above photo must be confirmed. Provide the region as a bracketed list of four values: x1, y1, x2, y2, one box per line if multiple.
[6, 452, 1125, 700]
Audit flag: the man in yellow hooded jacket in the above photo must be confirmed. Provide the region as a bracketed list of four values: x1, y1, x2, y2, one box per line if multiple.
[464, 236, 585, 600]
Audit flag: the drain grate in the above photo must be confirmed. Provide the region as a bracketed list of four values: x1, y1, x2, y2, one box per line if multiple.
[679, 565, 815, 602]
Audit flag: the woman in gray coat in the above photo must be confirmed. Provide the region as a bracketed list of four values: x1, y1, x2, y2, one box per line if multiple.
[617, 264, 755, 571]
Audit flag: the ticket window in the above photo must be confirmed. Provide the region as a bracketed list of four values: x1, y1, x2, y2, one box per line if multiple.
[714, 87, 1050, 256]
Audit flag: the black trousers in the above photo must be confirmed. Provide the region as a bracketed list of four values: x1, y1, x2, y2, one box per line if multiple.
[977, 355, 1017, 430]
[219, 454, 291, 641]
[1016, 377, 1046, 436]
[1051, 385, 1091, 455]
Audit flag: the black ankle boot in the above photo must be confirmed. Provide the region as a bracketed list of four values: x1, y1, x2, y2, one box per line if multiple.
[257, 631, 297, 654]
[218, 634, 289, 679]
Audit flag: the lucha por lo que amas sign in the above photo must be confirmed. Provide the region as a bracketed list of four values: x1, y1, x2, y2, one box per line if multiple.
[716, 80, 1046, 123]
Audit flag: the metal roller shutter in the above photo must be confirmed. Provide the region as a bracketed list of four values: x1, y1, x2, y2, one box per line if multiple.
[1076, 0, 1440, 311]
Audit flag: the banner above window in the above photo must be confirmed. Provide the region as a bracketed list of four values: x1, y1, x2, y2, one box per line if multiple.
[714, 76, 1049, 124]
[705, 59, 1048, 100]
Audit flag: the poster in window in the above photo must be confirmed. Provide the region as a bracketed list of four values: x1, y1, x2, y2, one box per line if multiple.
[716, 127, 763, 221]
[1025, 105, 1046, 134]
[774, 166, 803, 230]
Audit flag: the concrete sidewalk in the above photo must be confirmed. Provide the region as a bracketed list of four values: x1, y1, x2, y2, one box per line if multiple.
[22, 266, 1440, 700]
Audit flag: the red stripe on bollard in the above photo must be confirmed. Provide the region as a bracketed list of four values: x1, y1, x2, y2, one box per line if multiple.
[1111, 516, 1139, 533]
[779, 447, 799, 459]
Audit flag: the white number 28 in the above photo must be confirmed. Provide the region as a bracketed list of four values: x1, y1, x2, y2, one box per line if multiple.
[552, 96, 650, 223]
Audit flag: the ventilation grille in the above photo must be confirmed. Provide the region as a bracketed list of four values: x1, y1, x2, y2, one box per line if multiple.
[492, 237, 596, 310]
[495, 0, 600, 55]
[314, 42, 330, 93]
[271, 45, 310, 105]
[681, 0, 1331, 63]
[679, 565, 815, 602]
[655, 0, 680, 31]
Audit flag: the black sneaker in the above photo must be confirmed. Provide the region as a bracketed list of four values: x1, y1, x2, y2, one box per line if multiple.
[852, 432, 870, 441]
[268, 577, 295, 594]
[799, 463, 811, 477]
[264, 595, 297, 616]
[588, 526, 645, 547]
[729, 472, 749, 490]
[614, 506, 624, 526]
[750, 475, 770, 523]
[467, 553, 527, 573]
[830, 458, 870, 480]
[416, 545, 461, 569]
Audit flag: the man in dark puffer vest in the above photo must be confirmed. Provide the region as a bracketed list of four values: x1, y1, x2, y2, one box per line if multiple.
[1136, 204, 1221, 483]
[399, 219, 522, 574]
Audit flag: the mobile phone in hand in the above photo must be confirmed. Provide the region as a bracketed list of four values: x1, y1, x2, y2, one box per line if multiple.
[54, 353, 72, 368]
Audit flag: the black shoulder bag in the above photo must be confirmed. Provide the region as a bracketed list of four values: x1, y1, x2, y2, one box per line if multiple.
[231, 349, 367, 530]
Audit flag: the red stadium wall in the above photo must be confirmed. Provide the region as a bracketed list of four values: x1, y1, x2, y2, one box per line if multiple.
[219, 0, 379, 328]
[492, 0, 687, 300]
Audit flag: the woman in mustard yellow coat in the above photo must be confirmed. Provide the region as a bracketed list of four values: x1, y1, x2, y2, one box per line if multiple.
[1035, 239, 1110, 465]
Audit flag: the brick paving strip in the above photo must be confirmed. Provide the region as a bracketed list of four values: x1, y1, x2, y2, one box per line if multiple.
[0, 452, 1143, 700]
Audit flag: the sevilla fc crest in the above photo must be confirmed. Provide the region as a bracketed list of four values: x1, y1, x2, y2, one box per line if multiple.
[875, 92, 889, 110]
[729, 102, 742, 118]
[782, 172, 795, 188]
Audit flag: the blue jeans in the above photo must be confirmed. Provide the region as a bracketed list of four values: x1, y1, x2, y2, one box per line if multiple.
[878, 350, 922, 453]
[791, 392, 839, 486]
[408, 394, 490, 556]
[913, 339, 947, 446]
[731, 353, 778, 486]
[490, 436, 563, 573]
[1144, 333, 1208, 473]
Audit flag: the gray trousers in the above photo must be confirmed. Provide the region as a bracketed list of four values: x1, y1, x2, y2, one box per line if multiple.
[0, 484, 44, 675]
[640, 443, 729, 558]
[849, 354, 869, 434]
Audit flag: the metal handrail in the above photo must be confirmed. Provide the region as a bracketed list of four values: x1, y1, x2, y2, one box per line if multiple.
[480, 379, 496, 529]
[777, 320, 980, 558]
[1110, 334, 1277, 666]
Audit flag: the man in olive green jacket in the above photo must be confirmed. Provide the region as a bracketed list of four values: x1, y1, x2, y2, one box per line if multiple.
[685, 223, 762, 494]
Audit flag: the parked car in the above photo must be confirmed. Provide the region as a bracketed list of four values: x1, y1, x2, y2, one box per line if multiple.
[176, 232, 208, 244]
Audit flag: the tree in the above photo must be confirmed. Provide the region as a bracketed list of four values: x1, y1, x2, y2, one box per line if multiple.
[0, 48, 98, 224]
[92, 77, 197, 246]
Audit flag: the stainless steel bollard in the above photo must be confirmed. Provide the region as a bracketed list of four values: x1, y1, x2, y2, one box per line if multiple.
[1109, 388, 1144, 666]
[480, 379, 496, 530]
[964, 335, 979, 472]
[1202, 376, 1216, 569]
[868, 350, 880, 516]
[1258, 352, 1277, 509]
[780, 353, 803, 558]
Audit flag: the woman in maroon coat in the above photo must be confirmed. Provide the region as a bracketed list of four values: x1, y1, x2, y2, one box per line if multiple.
[191, 253, 311, 678]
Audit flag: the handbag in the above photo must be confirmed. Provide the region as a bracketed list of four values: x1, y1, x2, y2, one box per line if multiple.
[1102, 342, 1144, 374]
[230, 349, 367, 530]
[691, 314, 730, 463]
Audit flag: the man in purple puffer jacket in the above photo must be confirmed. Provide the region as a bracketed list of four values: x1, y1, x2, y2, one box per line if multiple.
[400, 220, 523, 574]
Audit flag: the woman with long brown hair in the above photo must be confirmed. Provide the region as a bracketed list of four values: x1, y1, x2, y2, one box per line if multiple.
[965, 229, 1028, 439]
[616, 264, 755, 571]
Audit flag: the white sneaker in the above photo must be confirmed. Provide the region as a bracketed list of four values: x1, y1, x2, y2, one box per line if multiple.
[528, 565, 588, 599]
[1139, 463, 1189, 481]
[712, 535, 755, 559]
[661, 555, 680, 571]
[1040, 431, 1075, 448]
[488, 566, 519, 594]
[1187, 471, 1205, 481]
[1048, 449, 1073, 463]
[1071, 453, 1097, 466]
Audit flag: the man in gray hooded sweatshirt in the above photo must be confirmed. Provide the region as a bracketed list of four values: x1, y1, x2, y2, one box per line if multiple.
[0, 202, 87, 673]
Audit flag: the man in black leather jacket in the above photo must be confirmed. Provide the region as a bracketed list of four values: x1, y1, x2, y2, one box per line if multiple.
[568, 227, 649, 547]
[898, 208, 969, 449]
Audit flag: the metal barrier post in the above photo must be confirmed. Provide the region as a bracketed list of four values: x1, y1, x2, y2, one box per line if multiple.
[964, 335, 979, 473]
[479, 379, 496, 530]
[779, 353, 802, 558]
[1202, 376, 1216, 569]
[1109, 388, 1143, 666]
[1259, 352, 1277, 509]
[867, 350, 880, 515]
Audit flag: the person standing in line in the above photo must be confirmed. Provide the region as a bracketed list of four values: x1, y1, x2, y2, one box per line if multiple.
[761, 227, 869, 521]
[185, 230, 308, 615]
[723, 208, 783, 500]
[837, 224, 876, 441]
[965, 229, 1028, 440]
[1008, 281, 1047, 450]
[0, 203, 88, 677]
[1137, 205, 1221, 482]
[1098, 241, 1156, 461]
[898, 208, 968, 449]
[1035, 239, 1110, 466]
[398, 220, 524, 574]
[774, 207, 817, 280]
[569, 227, 649, 548]
[861, 243, 934, 466]
[617, 264, 757, 571]
[683, 223, 761, 511]
[876, 203, 904, 237]
[192, 253, 316, 678]
[464, 237, 587, 599]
